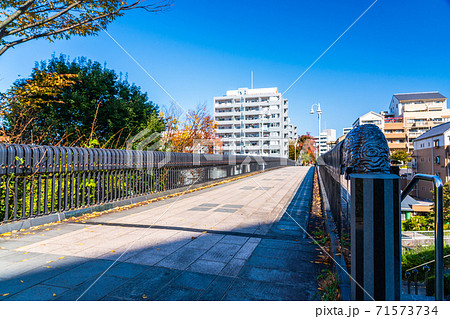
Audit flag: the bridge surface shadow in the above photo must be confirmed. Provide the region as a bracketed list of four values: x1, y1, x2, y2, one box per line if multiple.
[0, 167, 327, 301]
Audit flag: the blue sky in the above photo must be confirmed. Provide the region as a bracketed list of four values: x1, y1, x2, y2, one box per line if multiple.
[1, 0, 450, 136]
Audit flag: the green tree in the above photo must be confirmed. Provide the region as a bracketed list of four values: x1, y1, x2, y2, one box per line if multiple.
[0, 1, 171, 56]
[391, 150, 410, 164]
[1, 55, 165, 148]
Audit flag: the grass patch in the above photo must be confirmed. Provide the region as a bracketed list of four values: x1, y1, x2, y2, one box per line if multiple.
[317, 269, 341, 301]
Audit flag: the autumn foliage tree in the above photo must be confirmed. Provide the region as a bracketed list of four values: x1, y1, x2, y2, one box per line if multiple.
[0, 69, 78, 143]
[162, 105, 221, 154]
[0, 0, 171, 56]
[297, 133, 316, 164]
[1, 55, 165, 148]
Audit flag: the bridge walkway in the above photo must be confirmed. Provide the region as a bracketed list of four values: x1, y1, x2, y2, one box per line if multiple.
[0, 166, 325, 301]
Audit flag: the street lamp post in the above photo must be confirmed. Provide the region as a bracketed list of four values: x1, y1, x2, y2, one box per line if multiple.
[310, 103, 322, 160]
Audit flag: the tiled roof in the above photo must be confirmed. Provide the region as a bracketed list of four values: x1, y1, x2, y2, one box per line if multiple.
[394, 92, 446, 101]
[401, 195, 420, 211]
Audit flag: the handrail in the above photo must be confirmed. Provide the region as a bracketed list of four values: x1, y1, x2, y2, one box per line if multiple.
[401, 174, 444, 301]
[406, 254, 450, 272]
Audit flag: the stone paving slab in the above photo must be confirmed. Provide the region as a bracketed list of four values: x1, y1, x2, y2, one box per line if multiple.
[0, 166, 324, 301]
[222, 278, 314, 301]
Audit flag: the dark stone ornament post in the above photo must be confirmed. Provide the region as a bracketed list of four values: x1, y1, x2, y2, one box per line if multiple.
[344, 124, 401, 301]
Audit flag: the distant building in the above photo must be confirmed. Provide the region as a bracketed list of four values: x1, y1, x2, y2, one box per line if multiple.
[412, 122, 450, 199]
[352, 111, 384, 129]
[389, 92, 450, 151]
[214, 87, 297, 157]
[351, 91, 450, 153]
[314, 129, 336, 156]
[343, 127, 352, 136]
[382, 111, 408, 152]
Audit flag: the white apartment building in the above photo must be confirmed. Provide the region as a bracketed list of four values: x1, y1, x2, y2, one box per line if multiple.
[343, 127, 352, 136]
[314, 129, 337, 156]
[214, 87, 297, 157]
[352, 111, 384, 129]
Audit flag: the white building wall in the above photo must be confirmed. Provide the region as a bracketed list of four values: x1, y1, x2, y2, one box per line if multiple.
[315, 129, 337, 156]
[214, 87, 296, 158]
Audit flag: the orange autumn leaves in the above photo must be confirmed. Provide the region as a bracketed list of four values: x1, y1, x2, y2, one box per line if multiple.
[162, 106, 222, 154]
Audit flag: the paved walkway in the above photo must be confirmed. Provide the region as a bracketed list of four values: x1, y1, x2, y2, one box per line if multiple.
[0, 166, 324, 301]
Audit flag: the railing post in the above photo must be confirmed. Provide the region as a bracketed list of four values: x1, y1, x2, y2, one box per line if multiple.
[343, 124, 401, 301]
[406, 272, 411, 294]
[350, 172, 401, 300]
[435, 181, 444, 300]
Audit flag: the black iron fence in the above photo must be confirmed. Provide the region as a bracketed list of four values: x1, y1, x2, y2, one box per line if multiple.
[318, 124, 402, 300]
[0, 143, 293, 224]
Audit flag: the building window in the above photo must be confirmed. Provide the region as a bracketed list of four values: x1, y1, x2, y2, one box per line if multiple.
[434, 140, 440, 148]
[435, 156, 440, 164]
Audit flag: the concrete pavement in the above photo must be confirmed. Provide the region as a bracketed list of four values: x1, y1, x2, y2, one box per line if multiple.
[0, 166, 325, 300]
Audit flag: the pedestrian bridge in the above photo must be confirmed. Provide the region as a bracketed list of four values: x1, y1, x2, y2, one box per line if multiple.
[0, 165, 324, 301]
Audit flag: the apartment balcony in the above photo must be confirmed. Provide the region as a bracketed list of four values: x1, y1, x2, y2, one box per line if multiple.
[408, 131, 423, 138]
[215, 119, 237, 125]
[245, 134, 261, 138]
[384, 117, 403, 123]
[411, 122, 432, 128]
[408, 120, 443, 128]
[244, 126, 261, 132]
[385, 133, 406, 139]
[216, 128, 238, 134]
[214, 111, 236, 117]
[384, 122, 404, 130]
[242, 118, 264, 122]
[214, 103, 234, 108]
[243, 110, 262, 116]
[222, 145, 238, 151]
[243, 101, 262, 107]
[388, 142, 407, 149]
[241, 145, 262, 151]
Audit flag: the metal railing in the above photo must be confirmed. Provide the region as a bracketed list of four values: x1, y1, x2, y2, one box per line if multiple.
[401, 174, 445, 301]
[402, 230, 450, 247]
[318, 124, 410, 300]
[0, 143, 293, 224]
[404, 255, 450, 297]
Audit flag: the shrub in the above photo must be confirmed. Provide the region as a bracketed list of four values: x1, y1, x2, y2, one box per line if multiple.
[425, 274, 450, 296]
[402, 246, 450, 281]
